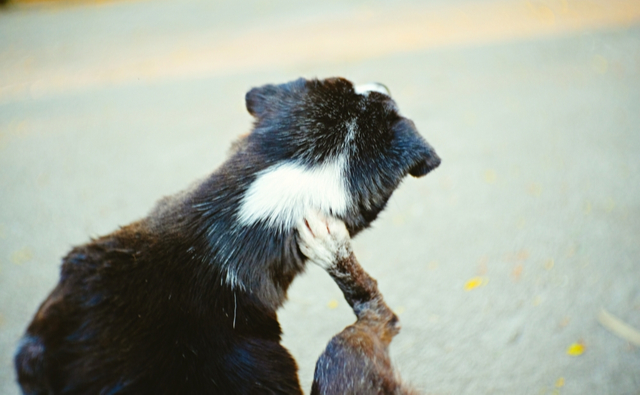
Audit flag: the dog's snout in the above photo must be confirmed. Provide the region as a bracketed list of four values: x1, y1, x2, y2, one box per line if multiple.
[409, 151, 441, 178]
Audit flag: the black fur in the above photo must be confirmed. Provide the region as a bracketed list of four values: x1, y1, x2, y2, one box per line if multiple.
[15, 77, 440, 394]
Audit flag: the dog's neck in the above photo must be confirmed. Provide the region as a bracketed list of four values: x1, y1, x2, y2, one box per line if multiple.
[157, 155, 353, 310]
[237, 156, 351, 231]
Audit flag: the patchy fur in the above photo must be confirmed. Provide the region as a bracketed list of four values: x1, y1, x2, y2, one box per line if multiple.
[15, 77, 439, 394]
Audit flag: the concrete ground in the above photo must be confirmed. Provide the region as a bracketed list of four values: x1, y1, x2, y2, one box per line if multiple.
[1, 0, 639, 394]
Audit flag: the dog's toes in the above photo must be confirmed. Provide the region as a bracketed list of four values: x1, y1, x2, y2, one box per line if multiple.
[297, 211, 352, 269]
[325, 216, 349, 242]
[305, 211, 330, 240]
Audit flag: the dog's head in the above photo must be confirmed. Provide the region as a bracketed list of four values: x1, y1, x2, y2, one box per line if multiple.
[238, 77, 440, 235]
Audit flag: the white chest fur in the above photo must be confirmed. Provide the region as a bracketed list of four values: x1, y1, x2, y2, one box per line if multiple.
[237, 157, 350, 230]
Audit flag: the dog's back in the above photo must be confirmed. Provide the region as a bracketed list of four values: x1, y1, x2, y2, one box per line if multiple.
[15, 220, 301, 394]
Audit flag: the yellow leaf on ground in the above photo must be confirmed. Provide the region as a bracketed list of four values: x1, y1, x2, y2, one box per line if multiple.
[464, 277, 486, 291]
[327, 300, 339, 309]
[556, 377, 565, 388]
[567, 342, 585, 356]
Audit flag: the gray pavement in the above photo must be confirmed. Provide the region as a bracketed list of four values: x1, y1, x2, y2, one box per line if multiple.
[1, 0, 639, 394]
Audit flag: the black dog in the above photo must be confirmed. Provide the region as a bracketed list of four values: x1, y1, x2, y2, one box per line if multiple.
[15, 77, 440, 394]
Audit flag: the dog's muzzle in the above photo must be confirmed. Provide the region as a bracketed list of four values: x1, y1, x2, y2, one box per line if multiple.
[409, 151, 441, 177]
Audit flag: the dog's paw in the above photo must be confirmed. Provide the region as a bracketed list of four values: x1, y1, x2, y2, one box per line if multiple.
[297, 211, 352, 269]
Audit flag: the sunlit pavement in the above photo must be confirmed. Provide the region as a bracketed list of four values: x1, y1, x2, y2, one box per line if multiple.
[1, 0, 639, 393]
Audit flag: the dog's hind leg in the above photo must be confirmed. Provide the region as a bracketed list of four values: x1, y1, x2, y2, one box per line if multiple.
[298, 213, 417, 395]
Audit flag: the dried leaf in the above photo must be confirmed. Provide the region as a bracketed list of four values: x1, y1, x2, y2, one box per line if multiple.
[566, 342, 585, 356]
[464, 277, 487, 291]
[511, 264, 524, 280]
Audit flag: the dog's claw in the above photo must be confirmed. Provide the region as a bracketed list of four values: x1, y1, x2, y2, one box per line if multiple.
[297, 212, 352, 269]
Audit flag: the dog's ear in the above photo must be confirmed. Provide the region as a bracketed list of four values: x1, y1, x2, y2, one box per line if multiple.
[321, 77, 355, 94]
[246, 78, 309, 118]
[245, 84, 279, 118]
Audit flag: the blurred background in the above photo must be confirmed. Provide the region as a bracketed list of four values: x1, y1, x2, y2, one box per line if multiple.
[1, 0, 639, 394]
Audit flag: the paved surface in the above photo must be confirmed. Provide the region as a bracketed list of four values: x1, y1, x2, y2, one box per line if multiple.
[1, 0, 639, 394]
